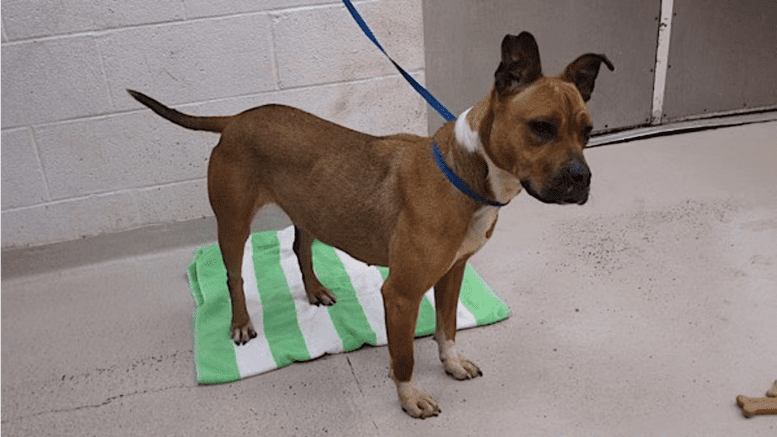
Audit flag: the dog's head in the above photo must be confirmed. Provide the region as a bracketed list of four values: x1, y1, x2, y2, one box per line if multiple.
[483, 32, 613, 205]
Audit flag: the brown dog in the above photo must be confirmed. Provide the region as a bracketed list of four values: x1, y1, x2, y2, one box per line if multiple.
[128, 31, 612, 418]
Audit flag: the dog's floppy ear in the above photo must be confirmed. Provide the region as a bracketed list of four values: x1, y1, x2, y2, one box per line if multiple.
[559, 54, 614, 102]
[494, 32, 543, 97]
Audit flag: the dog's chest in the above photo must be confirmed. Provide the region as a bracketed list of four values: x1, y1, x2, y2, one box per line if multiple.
[455, 207, 498, 261]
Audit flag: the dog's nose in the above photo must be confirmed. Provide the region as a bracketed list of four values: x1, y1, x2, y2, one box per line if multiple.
[567, 156, 591, 187]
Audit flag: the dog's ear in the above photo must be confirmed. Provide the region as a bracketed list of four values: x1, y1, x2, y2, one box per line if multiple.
[494, 32, 543, 97]
[559, 54, 614, 102]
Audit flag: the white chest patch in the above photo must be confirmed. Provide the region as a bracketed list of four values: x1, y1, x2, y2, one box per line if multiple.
[455, 206, 498, 261]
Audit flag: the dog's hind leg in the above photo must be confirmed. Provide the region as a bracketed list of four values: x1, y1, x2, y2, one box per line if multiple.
[292, 225, 337, 306]
[217, 219, 256, 345]
[208, 146, 261, 345]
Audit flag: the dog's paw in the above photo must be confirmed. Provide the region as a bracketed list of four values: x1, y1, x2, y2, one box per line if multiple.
[231, 321, 257, 345]
[397, 383, 441, 419]
[443, 355, 483, 380]
[305, 284, 337, 306]
[437, 339, 483, 380]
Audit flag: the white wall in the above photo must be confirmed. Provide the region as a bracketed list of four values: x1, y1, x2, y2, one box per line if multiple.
[1, 0, 427, 248]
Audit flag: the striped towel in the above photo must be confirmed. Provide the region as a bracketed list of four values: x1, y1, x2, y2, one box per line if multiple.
[188, 226, 510, 384]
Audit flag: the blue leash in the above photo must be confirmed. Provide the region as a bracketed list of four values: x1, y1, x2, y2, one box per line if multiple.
[342, 0, 455, 123]
[343, 0, 507, 207]
[432, 144, 509, 207]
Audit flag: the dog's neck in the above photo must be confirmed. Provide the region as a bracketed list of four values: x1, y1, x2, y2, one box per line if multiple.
[451, 97, 522, 205]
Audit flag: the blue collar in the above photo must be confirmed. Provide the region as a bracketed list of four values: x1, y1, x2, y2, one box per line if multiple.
[432, 143, 509, 207]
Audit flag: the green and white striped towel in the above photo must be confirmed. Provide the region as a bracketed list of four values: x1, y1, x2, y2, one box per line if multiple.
[188, 226, 510, 384]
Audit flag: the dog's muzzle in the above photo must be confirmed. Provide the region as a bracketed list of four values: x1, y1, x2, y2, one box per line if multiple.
[521, 156, 591, 205]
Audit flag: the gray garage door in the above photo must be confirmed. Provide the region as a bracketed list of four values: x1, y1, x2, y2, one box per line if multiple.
[422, 0, 776, 135]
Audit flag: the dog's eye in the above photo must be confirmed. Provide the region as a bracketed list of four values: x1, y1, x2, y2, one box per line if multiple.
[528, 120, 557, 141]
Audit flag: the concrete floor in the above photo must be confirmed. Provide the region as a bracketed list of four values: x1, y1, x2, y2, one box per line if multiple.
[3, 122, 776, 436]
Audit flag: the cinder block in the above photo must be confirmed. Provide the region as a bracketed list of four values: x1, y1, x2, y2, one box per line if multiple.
[368, 0, 424, 53]
[1, 128, 49, 209]
[2, 206, 53, 248]
[272, 1, 424, 88]
[1, 0, 185, 41]
[99, 14, 276, 111]
[183, 0, 337, 19]
[1, 192, 139, 248]
[135, 179, 211, 225]
[1, 36, 113, 128]
[272, 74, 430, 136]
[34, 111, 214, 200]
[361, 0, 424, 65]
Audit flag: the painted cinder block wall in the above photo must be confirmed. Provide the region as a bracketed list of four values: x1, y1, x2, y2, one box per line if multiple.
[1, 0, 426, 249]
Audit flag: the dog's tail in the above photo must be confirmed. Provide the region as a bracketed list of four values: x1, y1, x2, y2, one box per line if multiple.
[127, 89, 230, 133]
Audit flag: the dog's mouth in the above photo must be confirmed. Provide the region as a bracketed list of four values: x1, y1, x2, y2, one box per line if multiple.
[521, 180, 589, 205]
[521, 158, 591, 205]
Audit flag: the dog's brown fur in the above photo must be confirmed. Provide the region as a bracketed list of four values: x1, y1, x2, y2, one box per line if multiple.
[128, 32, 612, 418]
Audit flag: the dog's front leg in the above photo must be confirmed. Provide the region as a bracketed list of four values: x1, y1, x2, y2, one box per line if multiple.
[382, 226, 461, 418]
[433, 258, 483, 380]
[382, 276, 440, 418]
